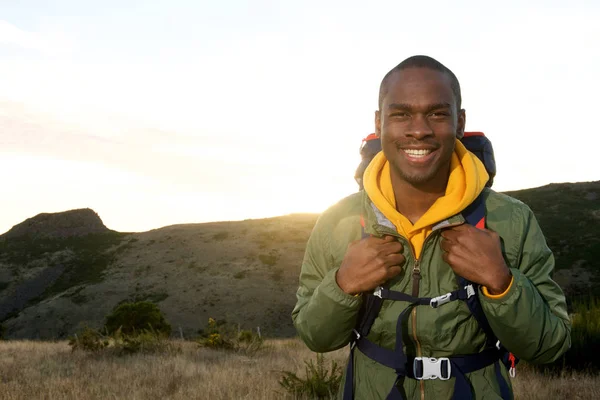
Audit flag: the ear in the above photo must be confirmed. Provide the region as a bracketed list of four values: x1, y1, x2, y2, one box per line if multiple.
[456, 108, 466, 139]
[375, 110, 382, 137]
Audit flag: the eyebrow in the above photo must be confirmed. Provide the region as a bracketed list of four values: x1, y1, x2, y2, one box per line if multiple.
[387, 102, 452, 112]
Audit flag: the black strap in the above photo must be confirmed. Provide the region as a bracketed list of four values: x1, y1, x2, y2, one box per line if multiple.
[353, 335, 506, 400]
[355, 225, 385, 339]
[462, 191, 486, 227]
[345, 192, 514, 399]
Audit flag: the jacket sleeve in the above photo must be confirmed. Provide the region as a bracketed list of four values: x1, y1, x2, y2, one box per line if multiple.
[480, 205, 571, 364]
[291, 213, 363, 352]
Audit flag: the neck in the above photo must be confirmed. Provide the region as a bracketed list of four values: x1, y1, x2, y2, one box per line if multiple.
[391, 167, 450, 224]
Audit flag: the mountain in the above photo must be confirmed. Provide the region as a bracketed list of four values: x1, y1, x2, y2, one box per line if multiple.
[505, 181, 600, 298]
[0, 181, 598, 340]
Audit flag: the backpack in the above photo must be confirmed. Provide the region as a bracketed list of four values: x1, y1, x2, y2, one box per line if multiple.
[345, 132, 517, 400]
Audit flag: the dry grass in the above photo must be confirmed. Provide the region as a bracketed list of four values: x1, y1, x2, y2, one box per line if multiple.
[511, 363, 600, 400]
[0, 338, 598, 400]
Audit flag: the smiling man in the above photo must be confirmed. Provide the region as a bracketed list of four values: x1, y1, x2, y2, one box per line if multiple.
[292, 56, 571, 400]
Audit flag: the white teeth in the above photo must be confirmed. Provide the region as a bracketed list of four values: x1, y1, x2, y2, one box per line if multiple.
[404, 149, 432, 158]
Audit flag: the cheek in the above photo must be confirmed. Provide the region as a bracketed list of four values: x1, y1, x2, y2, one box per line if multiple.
[381, 120, 405, 140]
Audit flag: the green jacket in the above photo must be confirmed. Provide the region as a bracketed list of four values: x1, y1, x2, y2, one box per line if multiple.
[292, 189, 571, 400]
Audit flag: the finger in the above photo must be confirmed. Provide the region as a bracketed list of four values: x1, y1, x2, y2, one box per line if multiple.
[386, 265, 403, 279]
[368, 253, 405, 272]
[440, 229, 458, 242]
[450, 224, 470, 232]
[384, 253, 406, 267]
[439, 238, 454, 253]
[442, 248, 470, 269]
[365, 235, 394, 246]
[379, 241, 404, 255]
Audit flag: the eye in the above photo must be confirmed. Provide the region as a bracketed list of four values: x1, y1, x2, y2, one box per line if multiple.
[429, 112, 450, 119]
[389, 112, 409, 118]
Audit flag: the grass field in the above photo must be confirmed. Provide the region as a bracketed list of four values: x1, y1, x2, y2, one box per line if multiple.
[0, 338, 599, 400]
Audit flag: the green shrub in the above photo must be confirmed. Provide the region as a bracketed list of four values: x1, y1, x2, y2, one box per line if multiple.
[104, 301, 171, 337]
[112, 328, 180, 355]
[536, 296, 600, 373]
[279, 353, 342, 399]
[68, 326, 109, 352]
[68, 325, 179, 356]
[197, 318, 263, 355]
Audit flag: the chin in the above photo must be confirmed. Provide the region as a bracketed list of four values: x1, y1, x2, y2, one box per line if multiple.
[397, 167, 440, 186]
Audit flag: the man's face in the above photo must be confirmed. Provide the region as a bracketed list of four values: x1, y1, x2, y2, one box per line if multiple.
[375, 67, 465, 187]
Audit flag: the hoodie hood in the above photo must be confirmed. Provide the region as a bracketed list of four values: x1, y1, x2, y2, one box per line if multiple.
[363, 139, 489, 257]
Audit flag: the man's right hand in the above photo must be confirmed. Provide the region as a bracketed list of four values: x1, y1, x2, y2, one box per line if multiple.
[336, 235, 405, 295]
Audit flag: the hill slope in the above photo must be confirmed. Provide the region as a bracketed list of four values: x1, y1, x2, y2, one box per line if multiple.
[0, 181, 598, 339]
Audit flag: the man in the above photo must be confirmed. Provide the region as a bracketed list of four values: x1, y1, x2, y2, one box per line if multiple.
[292, 55, 571, 399]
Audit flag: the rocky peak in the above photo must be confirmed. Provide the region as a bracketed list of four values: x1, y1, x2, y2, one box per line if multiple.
[1, 208, 109, 240]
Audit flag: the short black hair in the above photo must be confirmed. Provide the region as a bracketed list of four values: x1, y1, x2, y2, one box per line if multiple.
[378, 55, 462, 110]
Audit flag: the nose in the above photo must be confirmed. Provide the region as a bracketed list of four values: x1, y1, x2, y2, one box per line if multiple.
[406, 114, 433, 140]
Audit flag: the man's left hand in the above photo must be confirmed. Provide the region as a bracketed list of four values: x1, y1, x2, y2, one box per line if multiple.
[440, 224, 512, 295]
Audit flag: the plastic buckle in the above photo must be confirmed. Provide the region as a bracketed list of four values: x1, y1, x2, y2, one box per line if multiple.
[373, 286, 383, 299]
[430, 293, 452, 308]
[413, 357, 451, 380]
[465, 284, 476, 298]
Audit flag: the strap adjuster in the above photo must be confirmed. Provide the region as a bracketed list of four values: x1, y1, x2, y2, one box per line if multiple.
[430, 293, 452, 308]
[465, 284, 476, 298]
[413, 357, 451, 380]
[373, 286, 383, 298]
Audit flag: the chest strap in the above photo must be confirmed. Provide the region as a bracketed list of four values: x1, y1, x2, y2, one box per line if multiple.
[343, 287, 512, 400]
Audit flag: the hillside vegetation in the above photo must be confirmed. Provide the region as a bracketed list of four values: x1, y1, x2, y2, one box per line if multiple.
[0, 181, 598, 339]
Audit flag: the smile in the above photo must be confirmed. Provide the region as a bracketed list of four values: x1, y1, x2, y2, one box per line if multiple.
[402, 149, 433, 158]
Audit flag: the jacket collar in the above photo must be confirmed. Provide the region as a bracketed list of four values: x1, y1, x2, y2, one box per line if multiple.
[361, 190, 466, 238]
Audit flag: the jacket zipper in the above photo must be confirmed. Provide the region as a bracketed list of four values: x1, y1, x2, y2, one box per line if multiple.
[411, 258, 425, 400]
[409, 222, 463, 400]
[378, 220, 463, 400]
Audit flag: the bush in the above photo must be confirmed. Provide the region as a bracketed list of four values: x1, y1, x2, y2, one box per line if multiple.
[68, 326, 179, 356]
[69, 302, 176, 356]
[68, 326, 109, 352]
[197, 318, 263, 355]
[279, 353, 342, 399]
[112, 328, 180, 355]
[536, 296, 600, 373]
[104, 301, 171, 337]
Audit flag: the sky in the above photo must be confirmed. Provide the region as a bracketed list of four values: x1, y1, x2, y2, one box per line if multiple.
[1, 0, 599, 234]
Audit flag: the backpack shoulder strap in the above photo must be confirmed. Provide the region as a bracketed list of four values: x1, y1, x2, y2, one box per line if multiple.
[461, 132, 496, 188]
[461, 191, 486, 229]
[354, 217, 384, 339]
[460, 192, 497, 346]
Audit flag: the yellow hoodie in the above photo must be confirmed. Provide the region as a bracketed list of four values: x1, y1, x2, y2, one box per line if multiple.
[363, 139, 513, 297]
[363, 139, 488, 258]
